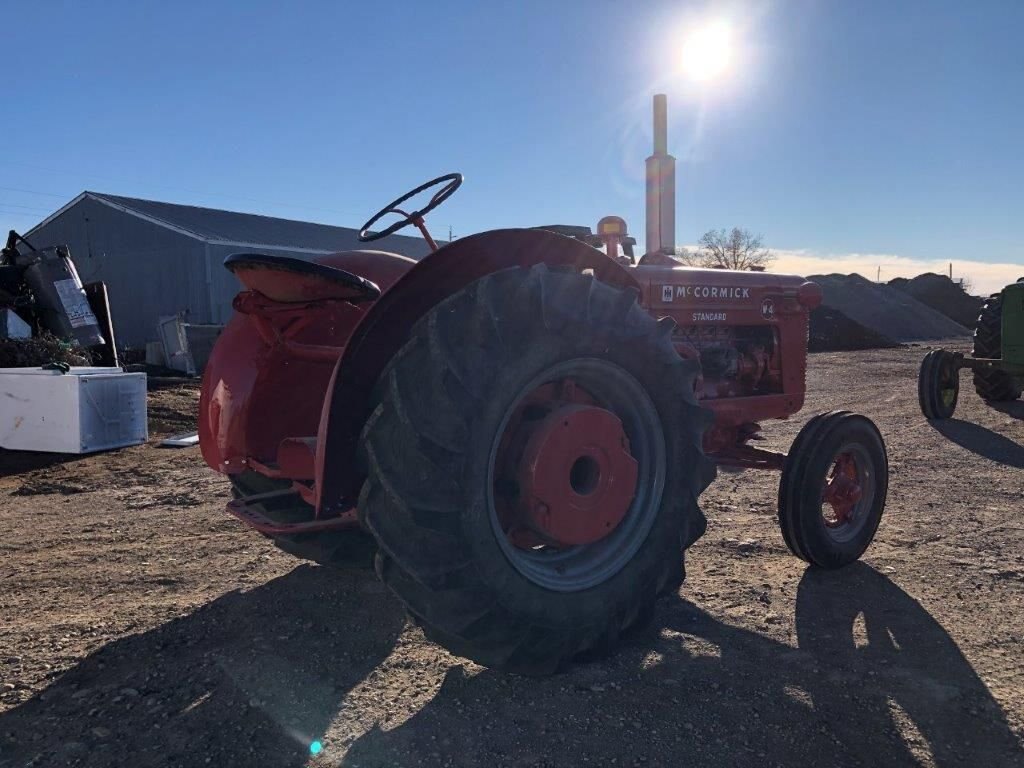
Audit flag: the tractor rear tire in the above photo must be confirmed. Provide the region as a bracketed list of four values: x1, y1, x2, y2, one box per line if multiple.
[778, 411, 888, 569]
[357, 264, 714, 675]
[972, 296, 1021, 402]
[918, 349, 959, 420]
[229, 471, 376, 569]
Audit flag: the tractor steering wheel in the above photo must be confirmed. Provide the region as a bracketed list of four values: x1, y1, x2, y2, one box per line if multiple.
[358, 173, 462, 243]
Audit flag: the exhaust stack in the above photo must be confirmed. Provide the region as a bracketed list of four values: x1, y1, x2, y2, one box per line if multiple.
[645, 94, 676, 256]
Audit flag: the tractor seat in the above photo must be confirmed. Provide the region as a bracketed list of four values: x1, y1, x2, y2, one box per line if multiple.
[225, 252, 382, 304]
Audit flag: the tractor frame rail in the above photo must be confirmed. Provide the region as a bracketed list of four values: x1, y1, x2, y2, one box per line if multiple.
[945, 351, 1024, 377]
[709, 444, 787, 471]
[226, 488, 357, 535]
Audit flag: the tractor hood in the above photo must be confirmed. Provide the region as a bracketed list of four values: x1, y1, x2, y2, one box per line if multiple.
[633, 266, 822, 315]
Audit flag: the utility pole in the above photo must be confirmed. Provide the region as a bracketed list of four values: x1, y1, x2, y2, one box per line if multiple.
[877, 266, 881, 282]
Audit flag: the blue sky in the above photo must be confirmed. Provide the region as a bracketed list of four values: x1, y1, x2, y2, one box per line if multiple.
[3, 0, 1022, 290]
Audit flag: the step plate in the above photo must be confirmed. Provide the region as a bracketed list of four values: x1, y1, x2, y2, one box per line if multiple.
[226, 489, 356, 534]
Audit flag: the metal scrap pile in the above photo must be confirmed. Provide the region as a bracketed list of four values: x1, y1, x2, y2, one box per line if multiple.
[0, 332, 93, 368]
[0, 230, 115, 367]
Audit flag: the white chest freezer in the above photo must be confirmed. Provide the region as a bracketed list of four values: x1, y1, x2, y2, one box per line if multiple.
[0, 367, 148, 454]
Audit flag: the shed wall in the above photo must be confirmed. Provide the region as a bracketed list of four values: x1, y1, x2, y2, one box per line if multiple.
[26, 198, 207, 348]
[27, 196, 437, 347]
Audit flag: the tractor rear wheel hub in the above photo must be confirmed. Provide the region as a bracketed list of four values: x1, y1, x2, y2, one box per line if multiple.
[517, 404, 638, 546]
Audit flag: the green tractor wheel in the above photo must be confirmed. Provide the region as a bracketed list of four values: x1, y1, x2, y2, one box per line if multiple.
[972, 296, 1022, 403]
[918, 350, 960, 420]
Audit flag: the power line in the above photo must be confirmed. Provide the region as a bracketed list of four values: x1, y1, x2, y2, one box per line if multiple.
[0, 159, 417, 219]
[0, 165, 367, 219]
[0, 185, 69, 199]
[0, 201, 53, 213]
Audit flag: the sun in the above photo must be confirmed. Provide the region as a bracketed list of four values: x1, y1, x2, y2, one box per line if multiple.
[679, 20, 734, 83]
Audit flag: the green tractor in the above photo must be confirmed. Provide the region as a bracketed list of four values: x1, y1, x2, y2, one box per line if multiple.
[919, 280, 1024, 419]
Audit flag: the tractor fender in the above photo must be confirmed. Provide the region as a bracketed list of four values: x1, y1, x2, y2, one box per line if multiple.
[315, 227, 640, 512]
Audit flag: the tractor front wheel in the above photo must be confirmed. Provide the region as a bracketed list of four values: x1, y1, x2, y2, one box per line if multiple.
[918, 349, 959, 420]
[778, 411, 888, 569]
[357, 264, 714, 674]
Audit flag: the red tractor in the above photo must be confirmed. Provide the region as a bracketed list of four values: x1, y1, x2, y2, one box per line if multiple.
[199, 95, 888, 674]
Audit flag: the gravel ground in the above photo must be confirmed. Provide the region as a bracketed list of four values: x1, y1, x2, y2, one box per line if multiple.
[1, 343, 1023, 767]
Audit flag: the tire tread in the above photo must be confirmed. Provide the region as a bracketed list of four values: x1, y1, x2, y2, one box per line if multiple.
[357, 263, 714, 673]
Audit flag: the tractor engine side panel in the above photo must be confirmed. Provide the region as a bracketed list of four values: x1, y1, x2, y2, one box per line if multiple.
[672, 325, 783, 399]
[636, 266, 813, 433]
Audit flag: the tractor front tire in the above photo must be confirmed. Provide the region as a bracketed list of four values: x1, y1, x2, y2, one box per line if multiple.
[918, 349, 959, 420]
[357, 264, 714, 675]
[778, 411, 888, 569]
[973, 295, 1021, 402]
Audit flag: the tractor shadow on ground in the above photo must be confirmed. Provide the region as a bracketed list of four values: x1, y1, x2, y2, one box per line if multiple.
[0, 566, 406, 768]
[2, 565, 1019, 768]
[930, 418, 1024, 467]
[991, 401, 1024, 421]
[342, 564, 1022, 768]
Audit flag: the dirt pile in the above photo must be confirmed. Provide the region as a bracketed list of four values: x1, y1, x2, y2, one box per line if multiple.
[809, 273, 969, 342]
[808, 306, 900, 352]
[889, 273, 983, 328]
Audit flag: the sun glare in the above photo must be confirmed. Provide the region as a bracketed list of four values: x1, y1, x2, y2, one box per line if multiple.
[679, 20, 734, 83]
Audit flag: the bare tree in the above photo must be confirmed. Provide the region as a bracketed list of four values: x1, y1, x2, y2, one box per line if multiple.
[673, 246, 699, 265]
[688, 228, 774, 270]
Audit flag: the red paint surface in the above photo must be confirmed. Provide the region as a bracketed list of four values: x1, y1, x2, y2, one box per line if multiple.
[822, 452, 863, 524]
[198, 250, 415, 481]
[492, 379, 638, 549]
[200, 229, 825, 531]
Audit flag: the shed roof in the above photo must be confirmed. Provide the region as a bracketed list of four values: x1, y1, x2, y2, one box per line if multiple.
[28, 191, 433, 255]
